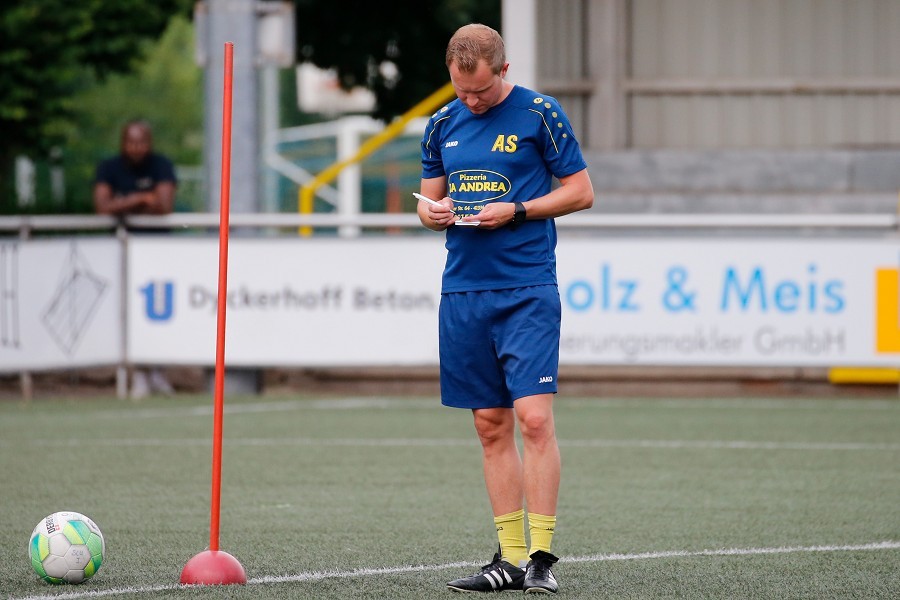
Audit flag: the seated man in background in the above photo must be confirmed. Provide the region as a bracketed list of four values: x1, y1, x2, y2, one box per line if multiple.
[93, 119, 176, 216]
[94, 119, 177, 399]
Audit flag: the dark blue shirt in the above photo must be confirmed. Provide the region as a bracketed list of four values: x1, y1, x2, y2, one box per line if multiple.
[94, 153, 176, 196]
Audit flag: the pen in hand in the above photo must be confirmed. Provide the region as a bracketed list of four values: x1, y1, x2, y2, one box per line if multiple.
[413, 193, 481, 226]
[413, 192, 456, 215]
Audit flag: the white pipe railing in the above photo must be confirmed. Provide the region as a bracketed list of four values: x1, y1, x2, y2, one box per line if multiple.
[2, 212, 898, 235]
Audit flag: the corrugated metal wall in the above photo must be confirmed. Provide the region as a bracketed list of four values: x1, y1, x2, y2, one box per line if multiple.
[535, 0, 591, 134]
[536, 0, 900, 149]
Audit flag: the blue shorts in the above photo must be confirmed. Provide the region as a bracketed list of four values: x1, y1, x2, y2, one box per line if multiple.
[438, 285, 560, 409]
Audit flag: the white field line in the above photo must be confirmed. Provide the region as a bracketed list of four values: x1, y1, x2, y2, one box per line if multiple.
[11, 541, 900, 600]
[2, 437, 898, 451]
[93, 398, 436, 419]
[565, 398, 900, 412]
[561, 439, 900, 451]
[85, 396, 900, 421]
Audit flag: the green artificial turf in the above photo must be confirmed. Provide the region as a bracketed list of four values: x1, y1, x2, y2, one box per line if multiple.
[1, 394, 898, 599]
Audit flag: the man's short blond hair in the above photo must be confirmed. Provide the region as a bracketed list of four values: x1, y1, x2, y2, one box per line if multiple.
[445, 23, 506, 75]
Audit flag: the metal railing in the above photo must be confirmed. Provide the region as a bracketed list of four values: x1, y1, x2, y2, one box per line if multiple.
[297, 83, 456, 237]
[3, 212, 899, 237]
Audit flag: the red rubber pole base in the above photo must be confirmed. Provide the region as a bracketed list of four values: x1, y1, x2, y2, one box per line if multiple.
[180, 550, 247, 585]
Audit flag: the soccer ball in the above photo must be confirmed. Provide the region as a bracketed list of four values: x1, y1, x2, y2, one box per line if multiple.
[28, 511, 105, 584]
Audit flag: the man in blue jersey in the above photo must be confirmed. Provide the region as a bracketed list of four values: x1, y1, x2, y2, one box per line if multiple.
[419, 23, 594, 595]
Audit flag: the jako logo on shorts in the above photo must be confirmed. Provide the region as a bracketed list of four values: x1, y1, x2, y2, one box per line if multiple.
[140, 281, 174, 321]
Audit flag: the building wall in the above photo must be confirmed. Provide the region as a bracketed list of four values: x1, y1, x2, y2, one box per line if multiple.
[534, 0, 900, 149]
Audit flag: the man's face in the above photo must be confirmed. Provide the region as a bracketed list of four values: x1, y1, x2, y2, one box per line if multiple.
[449, 59, 508, 115]
[121, 125, 152, 165]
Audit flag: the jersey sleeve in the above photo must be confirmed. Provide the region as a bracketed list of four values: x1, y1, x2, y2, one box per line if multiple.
[154, 155, 178, 184]
[420, 110, 450, 179]
[94, 158, 115, 185]
[532, 95, 587, 179]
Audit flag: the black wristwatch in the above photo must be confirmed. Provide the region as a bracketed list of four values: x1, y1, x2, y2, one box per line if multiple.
[511, 202, 527, 229]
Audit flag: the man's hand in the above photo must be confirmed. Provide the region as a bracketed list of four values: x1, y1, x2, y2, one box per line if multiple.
[461, 201, 515, 229]
[424, 197, 457, 230]
[93, 182, 175, 216]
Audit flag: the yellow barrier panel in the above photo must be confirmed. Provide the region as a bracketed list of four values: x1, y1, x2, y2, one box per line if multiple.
[828, 367, 900, 384]
[297, 81, 456, 235]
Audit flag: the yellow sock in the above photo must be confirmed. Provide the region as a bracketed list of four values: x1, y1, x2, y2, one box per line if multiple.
[494, 509, 529, 567]
[528, 513, 557, 555]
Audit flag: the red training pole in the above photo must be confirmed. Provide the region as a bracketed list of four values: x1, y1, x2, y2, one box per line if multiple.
[180, 41, 245, 586]
[209, 38, 234, 555]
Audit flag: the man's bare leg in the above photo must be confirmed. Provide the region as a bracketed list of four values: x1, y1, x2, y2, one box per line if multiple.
[473, 407, 524, 515]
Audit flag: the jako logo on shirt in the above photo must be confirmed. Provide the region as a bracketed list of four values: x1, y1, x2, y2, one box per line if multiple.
[539, 376, 554, 384]
[140, 281, 174, 321]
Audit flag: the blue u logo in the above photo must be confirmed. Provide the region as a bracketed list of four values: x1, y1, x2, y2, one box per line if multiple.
[140, 281, 174, 321]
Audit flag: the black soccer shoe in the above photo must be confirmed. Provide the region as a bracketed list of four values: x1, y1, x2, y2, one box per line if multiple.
[447, 547, 525, 593]
[523, 550, 560, 594]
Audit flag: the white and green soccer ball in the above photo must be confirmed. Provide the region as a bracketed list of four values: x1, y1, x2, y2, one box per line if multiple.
[28, 511, 105, 584]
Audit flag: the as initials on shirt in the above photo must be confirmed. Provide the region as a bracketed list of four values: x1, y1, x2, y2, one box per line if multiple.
[491, 134, 518, 153]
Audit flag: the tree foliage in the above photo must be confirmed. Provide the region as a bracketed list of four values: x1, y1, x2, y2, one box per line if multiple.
[63, 16, 204, 213]
[0, 0, 190, 163]
[293, 0, 501, 121]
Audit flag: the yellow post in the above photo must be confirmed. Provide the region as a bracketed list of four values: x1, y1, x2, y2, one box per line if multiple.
[298, 81, 456, 236]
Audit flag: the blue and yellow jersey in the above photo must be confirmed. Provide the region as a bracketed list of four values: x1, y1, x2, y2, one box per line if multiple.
[421, 85, 587, 293]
